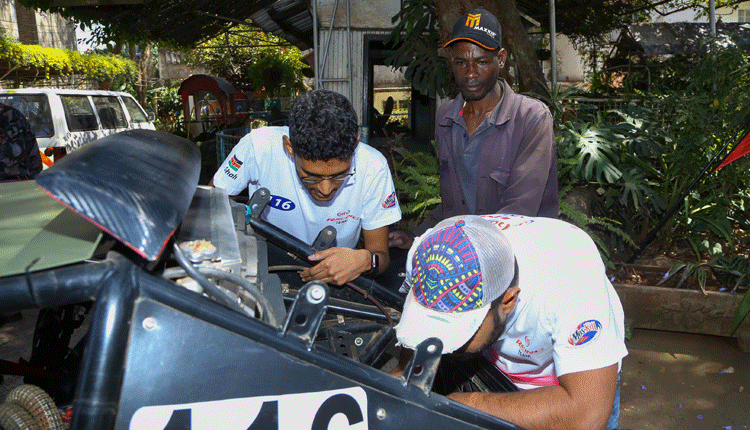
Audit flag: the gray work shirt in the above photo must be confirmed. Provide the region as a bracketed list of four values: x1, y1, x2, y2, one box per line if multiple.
[447, 98, 504, 213]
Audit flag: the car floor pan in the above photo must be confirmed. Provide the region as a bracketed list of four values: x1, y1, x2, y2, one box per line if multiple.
[35, 129, 201, 261]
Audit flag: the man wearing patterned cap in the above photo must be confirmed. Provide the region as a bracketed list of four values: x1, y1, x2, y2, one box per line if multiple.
[394, 214, 627, 430]
[389, 7, 558, 251]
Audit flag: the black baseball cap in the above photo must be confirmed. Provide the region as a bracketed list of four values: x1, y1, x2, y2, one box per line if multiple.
[443, 7, 502, 50]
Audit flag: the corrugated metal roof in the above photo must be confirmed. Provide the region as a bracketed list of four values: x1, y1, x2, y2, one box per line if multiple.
[252, 0, 313, 50]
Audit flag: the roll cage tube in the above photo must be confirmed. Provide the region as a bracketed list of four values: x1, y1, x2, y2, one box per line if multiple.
[245, 187, 404, 309]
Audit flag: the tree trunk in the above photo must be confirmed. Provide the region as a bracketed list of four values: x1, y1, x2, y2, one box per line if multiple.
[433, 0, 548, 97]
[138, 43, 152, 106]
[129, 43, 152, 106]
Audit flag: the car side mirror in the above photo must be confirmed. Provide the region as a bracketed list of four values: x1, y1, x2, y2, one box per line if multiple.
[146, 110, 156, 122]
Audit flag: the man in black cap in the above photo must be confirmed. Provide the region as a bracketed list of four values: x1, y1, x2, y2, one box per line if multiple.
[389, 7, 558, 250]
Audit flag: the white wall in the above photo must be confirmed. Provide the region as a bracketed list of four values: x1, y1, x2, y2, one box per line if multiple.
[0, 0, 76, 50]
[552, 1, 750, 84]
[313, 0, 404, 127]
[652, 2, 750, 23]
[0, 0, 19, 40]
[553, 36, 587, 83]
[34, 10, 76, 50]
[316, 0, 401, 28]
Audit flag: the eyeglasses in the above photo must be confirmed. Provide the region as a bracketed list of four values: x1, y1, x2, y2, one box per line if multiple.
[298, 167, 356, 185]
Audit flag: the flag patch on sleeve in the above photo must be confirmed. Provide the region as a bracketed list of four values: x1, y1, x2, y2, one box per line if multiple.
[228, 155, 243, 171]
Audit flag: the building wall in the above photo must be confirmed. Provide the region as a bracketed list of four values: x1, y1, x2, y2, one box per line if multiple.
[314, 0, 402, 128]
[553, 1, 750, 83]
[552, 36, 587, 83]
[318, 28, 393, 129]
[34, 9, 76, 50]
[158, 50, 206, 81]
[652, 3, 749, 23]
[0, 0, 75, 50]
[316, 0, 400, 28]
[0, 0, 19, 40]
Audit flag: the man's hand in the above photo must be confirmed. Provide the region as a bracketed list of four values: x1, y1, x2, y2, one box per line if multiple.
[301, 248, 371, 286]
[388, 230, 414, 249]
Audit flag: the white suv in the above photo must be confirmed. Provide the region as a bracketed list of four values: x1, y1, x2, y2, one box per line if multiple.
[0, 88, 155, 161]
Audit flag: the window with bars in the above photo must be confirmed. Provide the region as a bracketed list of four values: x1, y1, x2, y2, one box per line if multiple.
[739, 9, 750, 22]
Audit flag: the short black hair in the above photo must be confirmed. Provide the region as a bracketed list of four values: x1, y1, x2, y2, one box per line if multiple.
[288, 89, 359, 161]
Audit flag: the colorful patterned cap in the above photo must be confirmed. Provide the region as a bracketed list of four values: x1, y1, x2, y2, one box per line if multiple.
[395, 215, 515, 354]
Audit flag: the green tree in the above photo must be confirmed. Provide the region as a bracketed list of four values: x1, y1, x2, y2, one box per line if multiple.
[181, 26, 306, 98]
[388, 0, 744, 99]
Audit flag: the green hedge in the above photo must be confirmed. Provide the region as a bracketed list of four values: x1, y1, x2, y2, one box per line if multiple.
[0, 32, 136, 82]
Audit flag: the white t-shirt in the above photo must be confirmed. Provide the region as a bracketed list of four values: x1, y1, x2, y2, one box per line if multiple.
[212, 126, 402, 249]
[479, 214, 627, 391]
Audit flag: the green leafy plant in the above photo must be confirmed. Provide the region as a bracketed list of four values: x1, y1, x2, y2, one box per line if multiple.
[657, 262, 711, 293]
[658, 253, 750, 293]
[389, 139, 441, 221]
[0, 30, 136, 83]
[384, 0, 447, 98]
[712, 255, 750, 292]
[554, 88, 668, 259]
[651, 45, 750, 258]
[182, 27, 305, 96]
[731, 289, 750, 337]
[558, 185, 636, 269]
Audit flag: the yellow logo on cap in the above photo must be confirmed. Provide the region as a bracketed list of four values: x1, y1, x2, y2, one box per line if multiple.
[466, 13, 481, 28]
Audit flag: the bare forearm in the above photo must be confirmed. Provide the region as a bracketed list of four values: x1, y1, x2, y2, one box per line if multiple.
[449, 385, 607, 430]
[362, 226, 390, 276]
[374, 249, 389, 276]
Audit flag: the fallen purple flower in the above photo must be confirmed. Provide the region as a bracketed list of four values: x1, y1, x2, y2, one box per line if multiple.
[697, 415, 703, 420]
[641, 385, 646, 390]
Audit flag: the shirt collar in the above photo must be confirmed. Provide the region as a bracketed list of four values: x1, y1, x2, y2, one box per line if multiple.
[445, 78, 508, 126]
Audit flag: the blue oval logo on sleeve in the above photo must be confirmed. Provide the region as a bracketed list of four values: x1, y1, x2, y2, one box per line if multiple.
[269, 195, 296, 211]
[568, 320, 602, 346]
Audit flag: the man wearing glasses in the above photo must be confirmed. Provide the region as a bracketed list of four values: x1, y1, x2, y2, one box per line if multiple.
[211, 89, 402, 285]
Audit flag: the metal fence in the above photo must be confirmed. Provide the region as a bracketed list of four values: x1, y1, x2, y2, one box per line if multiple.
[215, 127, 250, 165]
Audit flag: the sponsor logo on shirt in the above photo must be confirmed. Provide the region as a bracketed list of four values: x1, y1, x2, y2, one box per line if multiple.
[228, 155, 243, 171]
[515, 336, 544, 358]
[381, 192, 396, 208]
[327, 210, 360, 224]
[222, 166, 238, 180]
[481, 214, 534, 230]
[269, 195, 296, 211]
[568, 320, 602, 346]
